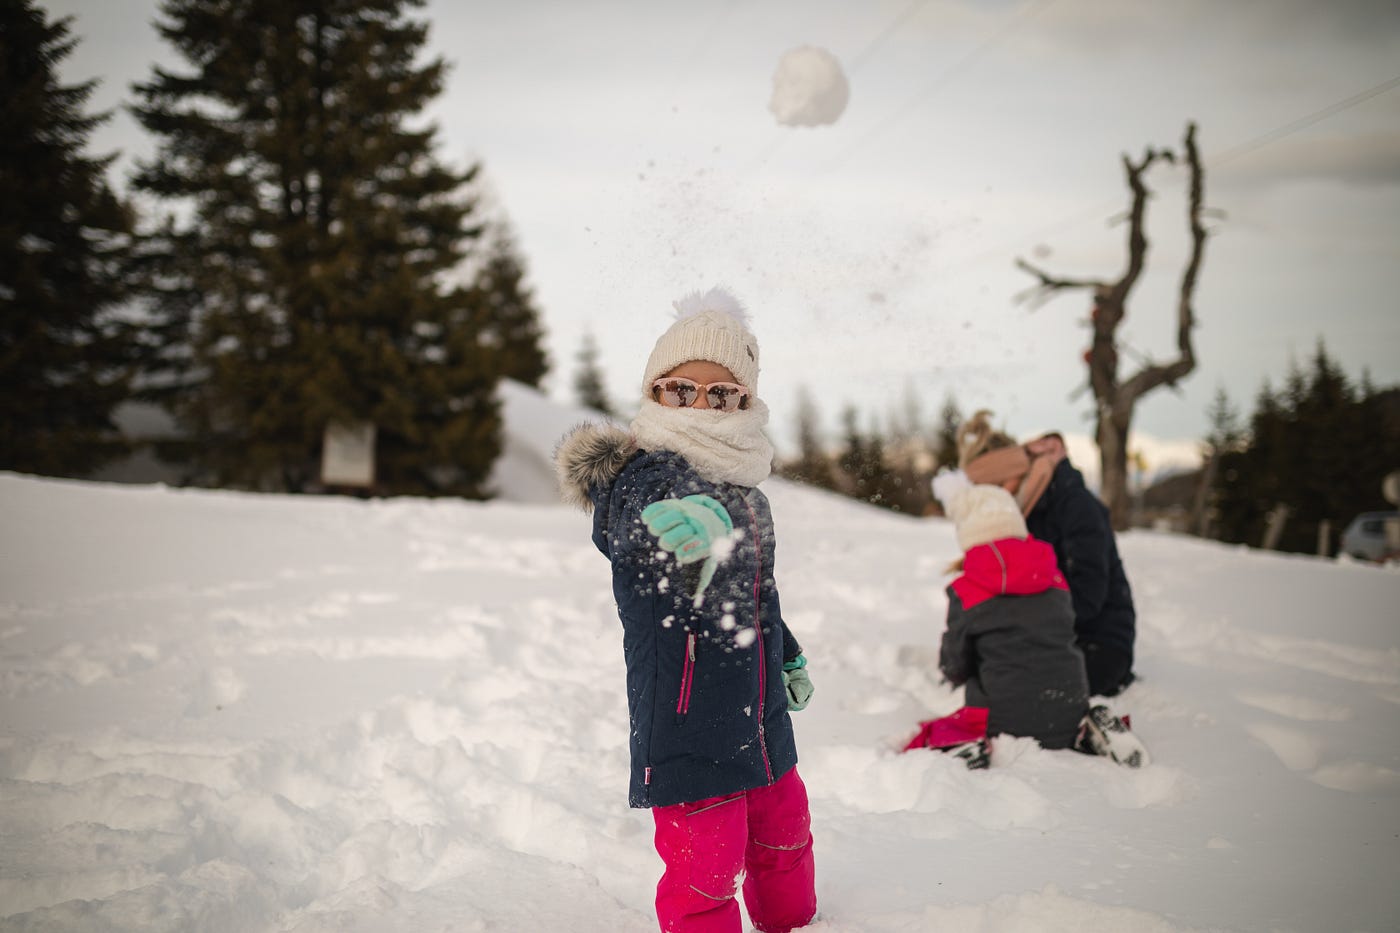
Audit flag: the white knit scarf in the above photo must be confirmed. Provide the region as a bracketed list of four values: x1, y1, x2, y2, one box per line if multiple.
[630, 398, 775, 487]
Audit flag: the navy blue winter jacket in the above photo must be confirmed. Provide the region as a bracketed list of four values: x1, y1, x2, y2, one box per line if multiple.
[563, 426, 801, 808]
[1025, 459, 1136, 661]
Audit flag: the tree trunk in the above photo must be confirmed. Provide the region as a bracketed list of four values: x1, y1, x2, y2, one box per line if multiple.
[1097, 411, 1132, 530]
[1192, 451, 1219, 538]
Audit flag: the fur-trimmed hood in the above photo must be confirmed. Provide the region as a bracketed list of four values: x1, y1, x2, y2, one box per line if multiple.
[554, 422, 636, 510]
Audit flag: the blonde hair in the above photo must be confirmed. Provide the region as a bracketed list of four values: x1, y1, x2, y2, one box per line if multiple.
[956, 410, 1017, 470]
[950, 409, 1017, 575]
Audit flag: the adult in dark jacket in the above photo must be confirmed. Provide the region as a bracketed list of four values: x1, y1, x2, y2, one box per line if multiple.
[555, 287, 816, 933]
[1023, 441, 1137, 697]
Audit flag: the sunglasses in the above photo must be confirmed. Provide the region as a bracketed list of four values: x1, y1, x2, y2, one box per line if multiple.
[651, 377, 751, 412]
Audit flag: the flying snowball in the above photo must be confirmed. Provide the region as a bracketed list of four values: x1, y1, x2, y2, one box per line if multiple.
[769, 46, 849, 127]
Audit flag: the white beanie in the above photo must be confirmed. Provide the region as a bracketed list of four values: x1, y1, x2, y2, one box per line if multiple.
[641, 287, 760, 398]
[945, 483, 1028, 552]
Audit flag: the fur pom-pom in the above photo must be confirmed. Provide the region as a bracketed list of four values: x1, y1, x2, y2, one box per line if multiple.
[671, 286, 751, 329]
[554, 422, 636, 510]
[931, 468, 971, 510]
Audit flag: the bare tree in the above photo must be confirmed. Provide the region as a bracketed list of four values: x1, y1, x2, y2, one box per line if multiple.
[1017, 122, 1209, 529]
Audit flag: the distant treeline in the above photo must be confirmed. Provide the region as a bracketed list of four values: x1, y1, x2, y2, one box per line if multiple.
[1207, 344, 1400, 556]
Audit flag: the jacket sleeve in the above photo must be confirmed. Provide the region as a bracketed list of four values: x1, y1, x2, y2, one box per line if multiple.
[759, 500, 803, 662]
[939, 590, 972, 686]
[606, 456, 744, 607]
[1054, 488, 1113, 621]
[589, 482, 616, 556]
[769, 585, 803, 662]
[599, 456, 678, 564]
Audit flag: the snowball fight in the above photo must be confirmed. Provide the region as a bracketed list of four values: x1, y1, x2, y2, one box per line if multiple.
[5, 1, 1399, 931]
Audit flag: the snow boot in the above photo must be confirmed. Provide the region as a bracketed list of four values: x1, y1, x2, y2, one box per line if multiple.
[946, 738, 990, 770]
[1075, 705, 1149, 768]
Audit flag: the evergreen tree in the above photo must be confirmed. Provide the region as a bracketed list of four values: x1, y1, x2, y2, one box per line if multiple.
[0, 1, 137, 476]
[1297, 341, 1357, 547]
[934, 392, 962, 471]
[836, 405, 900, 510]
[1216, 380, 1286, 547]
[1212, 344, 1398, 555]
[783, 385, 833, 489]
[1192, 386, 1240, 537]
[130, 0, 496, 495]
[472, 226, 547, 388]
[573, 330, 612, 415]
[1203, 386, 1242, 454]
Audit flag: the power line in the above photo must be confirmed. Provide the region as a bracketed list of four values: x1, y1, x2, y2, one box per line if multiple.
[946, 73, 1400, 276]
[849, 0, 934, 72]
[825, 0, 1059, 171]
[644, 0, 747, 117]
[747, 0, 935, 172]
[1207, 73, 1400, 169]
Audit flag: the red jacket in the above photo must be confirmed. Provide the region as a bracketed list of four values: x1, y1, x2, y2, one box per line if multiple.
[951, 536, 1068, 609]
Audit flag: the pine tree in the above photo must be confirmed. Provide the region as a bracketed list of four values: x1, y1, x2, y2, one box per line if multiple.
[834, 406, 899, 509]
[130, 0, 497, 495]
[472, 226, 548, 388]
[1297, 341, 1355, 548]
[573, 330, 612, 416]
[1212, 346, 1399, 555]
[0, 1, 137, 476]
[934, 392, 962, 471]
[1193, 386, 1240, 537]
[785, 385, 833, 489]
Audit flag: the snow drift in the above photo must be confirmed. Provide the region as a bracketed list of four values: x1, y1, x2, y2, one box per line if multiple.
[2, 395, 1398, 931]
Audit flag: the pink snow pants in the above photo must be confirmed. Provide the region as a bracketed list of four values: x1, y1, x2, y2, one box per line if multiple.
[651, 767, 816, 933]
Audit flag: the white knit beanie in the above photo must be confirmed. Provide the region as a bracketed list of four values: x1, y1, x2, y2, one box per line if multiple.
[946, 483, 1028, 552]
[641, 287, 760, 398]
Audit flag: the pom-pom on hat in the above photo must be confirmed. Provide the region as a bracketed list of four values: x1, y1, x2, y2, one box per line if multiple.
[945, 483, 1029, 552]
[641, 287, 760, 398]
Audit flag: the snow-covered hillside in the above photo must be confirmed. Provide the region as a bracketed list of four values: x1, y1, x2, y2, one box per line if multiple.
[2, 448, 1398, 930]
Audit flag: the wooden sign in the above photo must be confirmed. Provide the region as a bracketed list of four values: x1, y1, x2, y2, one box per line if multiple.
[321, 422, 376, 488]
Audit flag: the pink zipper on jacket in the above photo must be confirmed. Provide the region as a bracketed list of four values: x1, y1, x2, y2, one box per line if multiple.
[740, 494, 774, 784]
[677, 633, 696, 715]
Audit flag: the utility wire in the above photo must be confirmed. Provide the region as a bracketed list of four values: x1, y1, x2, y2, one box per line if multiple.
[746, 0, 935, 171]
[825, 0, 1059, 171]
[644, 0, 747, 117]
[849, 0, 934, 72]
[1207, 73, 1400, 169]
[948, 73, 1400, 276]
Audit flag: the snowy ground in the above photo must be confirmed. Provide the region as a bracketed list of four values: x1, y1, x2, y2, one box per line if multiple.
[2, 461, 1399, 931]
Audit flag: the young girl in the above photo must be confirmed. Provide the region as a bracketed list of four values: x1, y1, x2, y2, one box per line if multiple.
[556, 287, 817, 933]
[905, 472, 1091, 764]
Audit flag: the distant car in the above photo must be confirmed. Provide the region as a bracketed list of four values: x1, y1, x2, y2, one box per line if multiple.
[1339, 511, 1400, 562]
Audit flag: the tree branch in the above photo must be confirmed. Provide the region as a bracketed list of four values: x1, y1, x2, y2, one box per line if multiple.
[1013, 257, 1107, 309]
[1175, 121, 1205, 364]
[1112, 147, 1166, 303]
[1116, 124, 1204, 413]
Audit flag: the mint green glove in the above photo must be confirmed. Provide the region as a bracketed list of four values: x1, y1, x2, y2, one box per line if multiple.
[781, 655, 813, 712]
[641, 494, 734, 596]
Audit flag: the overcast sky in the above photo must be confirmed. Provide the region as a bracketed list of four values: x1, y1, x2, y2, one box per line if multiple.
[45, 0, 1400, 462]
